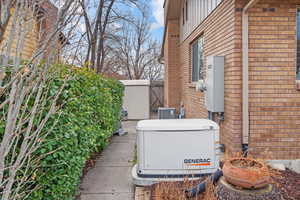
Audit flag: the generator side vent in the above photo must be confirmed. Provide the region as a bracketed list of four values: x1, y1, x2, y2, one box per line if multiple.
[158, 108, 176, 119]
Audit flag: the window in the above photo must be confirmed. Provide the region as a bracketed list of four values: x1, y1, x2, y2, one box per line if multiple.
[297, 8, 300, 79]
[191, 36, 204, 82]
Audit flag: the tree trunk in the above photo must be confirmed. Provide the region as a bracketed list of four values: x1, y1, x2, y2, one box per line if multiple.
[96, 0, 115, 73]
[90, 0, 104, 69]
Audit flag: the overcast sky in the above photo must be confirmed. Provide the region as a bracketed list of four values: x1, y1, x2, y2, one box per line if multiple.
[150, 0, 164, 41]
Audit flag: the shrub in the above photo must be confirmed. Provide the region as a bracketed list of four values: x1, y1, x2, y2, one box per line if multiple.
[25, 65, 124, 200]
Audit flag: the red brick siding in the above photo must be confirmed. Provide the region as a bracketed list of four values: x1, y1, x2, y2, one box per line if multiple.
[40, 1, 58, 37]
[39, 0, 62, 60]
[164, 0, 300, 159]
[247, 0, 300, 159]
[164, 20, 181, 110]
[179, 0, 243, 154]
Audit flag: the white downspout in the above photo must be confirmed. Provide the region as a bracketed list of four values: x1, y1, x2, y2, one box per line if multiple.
[242, 0, 260, 144]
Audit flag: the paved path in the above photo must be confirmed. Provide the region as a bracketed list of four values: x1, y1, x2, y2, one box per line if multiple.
[79, 121, 137, 200]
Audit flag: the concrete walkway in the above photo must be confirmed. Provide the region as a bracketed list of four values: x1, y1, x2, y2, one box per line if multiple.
[79, 121, 137, 200]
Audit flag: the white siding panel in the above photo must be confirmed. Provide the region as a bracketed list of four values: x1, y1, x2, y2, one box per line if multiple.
[196, 0, 199, 29]
[193, 0, 197, 30]
[180, 0, 224, 41]
[200, 0, 203, 22]
[212, 0, 216, 9]
[204, 0, 208, 18]
[190, 0, 192, 29]
[201, 0, 204, 22]
[193, 0, 196, 29]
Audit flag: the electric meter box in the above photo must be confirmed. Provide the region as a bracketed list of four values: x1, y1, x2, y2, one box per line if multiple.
[205, 56, 224, 112]
[132, 119, 221, 186]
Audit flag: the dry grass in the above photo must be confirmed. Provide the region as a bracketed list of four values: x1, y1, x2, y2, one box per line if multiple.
[151, 177, 217, 200]
[151, 181, 188, 200]
[202, 180, 217, 200]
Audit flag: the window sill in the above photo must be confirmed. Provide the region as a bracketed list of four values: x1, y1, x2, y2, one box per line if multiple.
[296, 80, 300, 90]
[189, 82, 196, 88]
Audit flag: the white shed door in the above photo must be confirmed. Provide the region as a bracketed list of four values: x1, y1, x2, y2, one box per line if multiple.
[123, 86, 150, 120]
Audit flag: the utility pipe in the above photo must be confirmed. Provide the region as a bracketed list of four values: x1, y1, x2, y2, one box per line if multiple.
[185, 170, 223, 198]
[242, 0, 260, 145]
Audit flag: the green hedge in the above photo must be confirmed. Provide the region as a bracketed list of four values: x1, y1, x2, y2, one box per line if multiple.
[27, 66, 124, 199]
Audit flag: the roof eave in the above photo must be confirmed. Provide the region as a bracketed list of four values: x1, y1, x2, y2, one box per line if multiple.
[160, 0, 182, 60]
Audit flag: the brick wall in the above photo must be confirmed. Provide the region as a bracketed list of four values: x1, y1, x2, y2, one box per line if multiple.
[177, 0, 243, 154]
[0, 1, 61, 61]
[164, 20, 181, 110]
[247, 0, 300, 159]
[40, 0, 60, 59]
[0, 8, 38, 60]
[164, 0, 300, 159]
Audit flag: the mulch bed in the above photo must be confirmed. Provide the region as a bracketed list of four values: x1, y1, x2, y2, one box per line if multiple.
[150, 169, 300, 200]
[271, 169, 300, 200]
[215, 177, 282, 200]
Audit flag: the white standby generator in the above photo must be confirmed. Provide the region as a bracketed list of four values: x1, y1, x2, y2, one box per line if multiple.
[132, 119, 221, 186]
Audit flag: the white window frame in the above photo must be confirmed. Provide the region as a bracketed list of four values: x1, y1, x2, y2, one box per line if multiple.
[191, 35, 204, 82]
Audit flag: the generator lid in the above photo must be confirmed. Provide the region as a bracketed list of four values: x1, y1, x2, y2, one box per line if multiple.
[137, 119, 219, 131]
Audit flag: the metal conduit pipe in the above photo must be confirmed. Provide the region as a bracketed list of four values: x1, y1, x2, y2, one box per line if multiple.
[185, 170, 223, 198]
[242, 0, 260, 146]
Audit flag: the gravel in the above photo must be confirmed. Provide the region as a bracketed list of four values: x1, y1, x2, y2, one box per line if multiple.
[215, 180, 282, 200]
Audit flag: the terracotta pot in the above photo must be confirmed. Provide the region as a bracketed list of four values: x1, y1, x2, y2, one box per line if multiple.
[222, 158, 270, 189]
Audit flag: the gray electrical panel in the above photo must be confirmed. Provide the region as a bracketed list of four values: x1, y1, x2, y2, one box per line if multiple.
[205, 56, 224, 112]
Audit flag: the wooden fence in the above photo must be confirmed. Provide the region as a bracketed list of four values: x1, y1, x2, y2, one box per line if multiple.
[150, 80, 164, 112]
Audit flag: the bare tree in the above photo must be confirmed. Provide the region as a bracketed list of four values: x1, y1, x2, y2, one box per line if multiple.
[112, 8, 164, 80]
[79, 0, 116, 73]
[142, 45, 164, 81]
[79, 0, 139, 73]
[0, 0, 80, 199]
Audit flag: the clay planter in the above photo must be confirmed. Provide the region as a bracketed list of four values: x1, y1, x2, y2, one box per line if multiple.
[222, 158, 270, 189]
